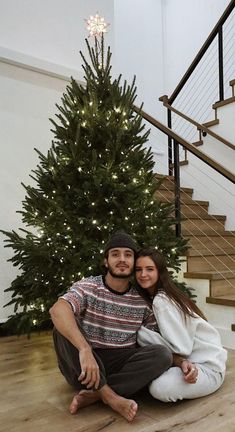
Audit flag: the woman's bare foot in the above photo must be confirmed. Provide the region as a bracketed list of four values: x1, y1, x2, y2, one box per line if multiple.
[69, 390, 100, 414]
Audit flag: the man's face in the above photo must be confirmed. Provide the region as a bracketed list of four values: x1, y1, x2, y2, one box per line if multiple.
[104, 247, 135, 279]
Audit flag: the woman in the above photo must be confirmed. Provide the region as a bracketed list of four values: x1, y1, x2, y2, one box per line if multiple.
[136, 248, 227, 402]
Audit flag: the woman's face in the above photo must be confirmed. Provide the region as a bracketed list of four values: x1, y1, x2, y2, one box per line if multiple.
[135, 256, 159, 295]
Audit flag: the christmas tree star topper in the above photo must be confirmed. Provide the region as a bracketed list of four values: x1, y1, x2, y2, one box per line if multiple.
[86, 13, 109, 37]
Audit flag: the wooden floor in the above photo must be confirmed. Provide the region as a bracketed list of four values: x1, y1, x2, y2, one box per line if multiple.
[1, 333, 235, 432]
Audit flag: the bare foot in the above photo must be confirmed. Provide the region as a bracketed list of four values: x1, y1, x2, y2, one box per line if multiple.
[69, 390, 100, 414]
[108, 396, 138, 422]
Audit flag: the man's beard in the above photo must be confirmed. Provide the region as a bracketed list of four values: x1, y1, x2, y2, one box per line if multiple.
[107, 265, 133, 279]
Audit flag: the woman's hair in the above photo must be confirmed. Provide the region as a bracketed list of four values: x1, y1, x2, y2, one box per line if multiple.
[136, 248, 206, 321]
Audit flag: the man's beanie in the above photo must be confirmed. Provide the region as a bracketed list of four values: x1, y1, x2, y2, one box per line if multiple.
[104, 230, 138, 254]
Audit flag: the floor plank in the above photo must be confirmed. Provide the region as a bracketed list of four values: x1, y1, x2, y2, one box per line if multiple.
[0, 332, 234, 432]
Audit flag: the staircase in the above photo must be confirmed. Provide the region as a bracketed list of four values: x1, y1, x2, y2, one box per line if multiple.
[141, 3, 235, 347]
[155, 176, 235, 347]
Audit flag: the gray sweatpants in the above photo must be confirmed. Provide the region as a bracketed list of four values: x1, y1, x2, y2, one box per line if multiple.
[53, 329, 172, 397]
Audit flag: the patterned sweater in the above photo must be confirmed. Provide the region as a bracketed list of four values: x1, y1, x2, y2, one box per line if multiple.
[60, 275, 156, 349]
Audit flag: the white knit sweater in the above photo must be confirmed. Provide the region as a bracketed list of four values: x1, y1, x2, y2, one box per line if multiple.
[138, 293, 227, 373]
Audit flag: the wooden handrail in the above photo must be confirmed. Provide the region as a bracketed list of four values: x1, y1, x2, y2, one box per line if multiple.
[159, 95, 235, 151]
[133, 105, 235, 184]
[168, 0, 235, 104]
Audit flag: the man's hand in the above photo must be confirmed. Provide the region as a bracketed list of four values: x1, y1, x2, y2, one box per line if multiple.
[78, 347, 100, 389]
[181, 359, 198, 383]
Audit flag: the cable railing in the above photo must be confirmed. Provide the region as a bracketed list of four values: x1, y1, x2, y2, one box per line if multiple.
[161, 0, 235, 170]
[160, 95, 235, 151]
[155, 181, 235, 292]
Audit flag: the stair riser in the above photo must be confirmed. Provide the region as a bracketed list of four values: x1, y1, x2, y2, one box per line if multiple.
[155, 190, 193, 201]
[158, 184, 193, 193]
[210, 279, 235, 297]
[156, 179, 175, 189]
[180, 206, 209, 217]
[182, 219, 225, 232]
[186, 236, 235, 248]
[187, 255, 235, 272]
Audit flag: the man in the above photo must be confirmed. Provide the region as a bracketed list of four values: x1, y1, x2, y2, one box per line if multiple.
[50, 230, 173, 422]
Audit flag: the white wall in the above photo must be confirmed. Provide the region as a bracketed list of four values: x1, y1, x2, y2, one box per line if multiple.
[113, 0, 164, 116]
[0, 63, 71, 322]
[113, 0, 168, 172]
[0, 0, 114, 74]
[163, 0, 231, 95]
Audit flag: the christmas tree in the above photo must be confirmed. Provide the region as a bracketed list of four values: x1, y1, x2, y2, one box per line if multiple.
[1, 34, 189, 335]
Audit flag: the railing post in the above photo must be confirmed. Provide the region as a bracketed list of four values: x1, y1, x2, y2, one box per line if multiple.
[167, 108, 173, 176]
[218, 26, 224, 101]
[173, 139, 181, 237]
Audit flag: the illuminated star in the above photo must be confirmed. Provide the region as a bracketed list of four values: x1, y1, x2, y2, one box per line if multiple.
[86, 13, 109, 37]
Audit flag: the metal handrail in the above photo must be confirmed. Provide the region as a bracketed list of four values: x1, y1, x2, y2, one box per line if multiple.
[169, 0, 235, 104]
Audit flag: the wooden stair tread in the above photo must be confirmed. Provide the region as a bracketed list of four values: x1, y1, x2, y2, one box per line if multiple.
[206, 295, 235, 307]
[185, 231, 235, 237]
[183, 228, 229, 234]
[181, 201, 209, 207]
[202, 119, 219, 128]
[192, 140, 203, 147]
[186, 247, 235, 257]
[169, 160, 189, 168]
[212, 96, 235, 109]
[158, 185, 193, 193]
[182, 214, 226, 221]
[184, 270, 235, 280]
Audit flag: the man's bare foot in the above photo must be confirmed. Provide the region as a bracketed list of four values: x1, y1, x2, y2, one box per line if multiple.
[69, 390, 100, 414]
[106, 396, 138, 422]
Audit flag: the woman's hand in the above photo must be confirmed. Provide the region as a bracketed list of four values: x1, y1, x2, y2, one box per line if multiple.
[181, 359, 198, 383]
[172, 354, 198, 383]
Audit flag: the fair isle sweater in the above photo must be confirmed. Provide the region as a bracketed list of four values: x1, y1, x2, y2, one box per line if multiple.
[60, 275, 156, 349]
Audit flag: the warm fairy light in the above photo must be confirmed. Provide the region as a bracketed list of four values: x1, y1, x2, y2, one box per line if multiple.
[86, 13, 109, 37]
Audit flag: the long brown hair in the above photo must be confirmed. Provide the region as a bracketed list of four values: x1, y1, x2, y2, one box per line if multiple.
[136, 248, 206, 321]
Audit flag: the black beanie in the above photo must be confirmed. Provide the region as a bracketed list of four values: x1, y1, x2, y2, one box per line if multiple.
[104, 230, 138, 254]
